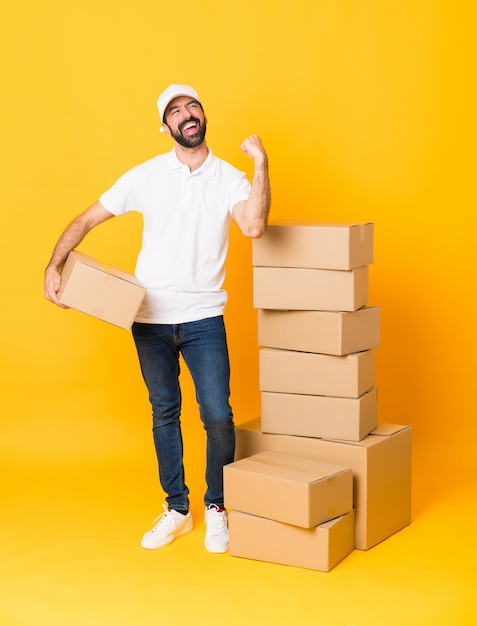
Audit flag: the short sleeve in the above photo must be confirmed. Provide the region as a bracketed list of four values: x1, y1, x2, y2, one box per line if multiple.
[99, 167, 138, 216]
[228, 169, 251, 215]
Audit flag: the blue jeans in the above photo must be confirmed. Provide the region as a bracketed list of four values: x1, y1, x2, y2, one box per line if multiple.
[132, 316, 235, 511]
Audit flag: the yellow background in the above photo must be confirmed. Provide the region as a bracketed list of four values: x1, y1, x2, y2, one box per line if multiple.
[1, 1, 476, 624]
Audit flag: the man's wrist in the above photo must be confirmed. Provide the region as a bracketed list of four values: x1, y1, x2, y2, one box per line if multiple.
[45, 262, 59, 274]
[254, 155, 268, 169]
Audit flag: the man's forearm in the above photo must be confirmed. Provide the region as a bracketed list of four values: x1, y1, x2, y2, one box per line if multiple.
[44, 218, 89, 306]
[44, 202, 113, 306]
[243, 157, 271, 238]
[235, 134, 271, 238]
[46, 201, 113, 271]
[46, 218, 90, 271]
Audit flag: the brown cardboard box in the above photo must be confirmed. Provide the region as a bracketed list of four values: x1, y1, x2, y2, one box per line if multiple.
[261, 388, 378, 441]
[257, 306, 380, 356]
[253, 266, 368, 312]
[260, 348, 375, 398]
[58, 250, 146, 330]
[252, 222, 373, 270]
[224, 451, 353, 528]
[229, 509, 355, 572]
[234, 419, 412, 550]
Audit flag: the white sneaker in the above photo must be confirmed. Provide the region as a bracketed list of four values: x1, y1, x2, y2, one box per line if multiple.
[204, 504, 229, 553]
[141, 504, 193, 550]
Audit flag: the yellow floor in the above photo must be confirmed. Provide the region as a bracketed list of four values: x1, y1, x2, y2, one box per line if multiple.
[1, 409, 476, 626]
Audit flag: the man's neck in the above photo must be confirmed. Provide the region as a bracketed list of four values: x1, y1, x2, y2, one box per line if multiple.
[174, 142, 209, 172]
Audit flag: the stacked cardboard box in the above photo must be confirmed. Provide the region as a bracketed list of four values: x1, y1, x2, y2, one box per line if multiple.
[225, 451, 355, 571]
[254, 222, 378, 442]
[225, 222, 412, 569]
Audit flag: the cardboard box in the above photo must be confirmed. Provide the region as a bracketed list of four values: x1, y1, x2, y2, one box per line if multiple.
[252, 222, 374, 270]
[224, 451, 353, 528]
[229, 509, 355, 572]
[58, 250, 146, 330]
[253, 266, 368, 312]
[258, 306, 380, 356]
[260, 348, 375, 398]
[234, 419, 412, 550]
[261, 388, 378, 441]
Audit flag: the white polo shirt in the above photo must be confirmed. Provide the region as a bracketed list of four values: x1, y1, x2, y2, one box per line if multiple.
[99, 148, 251, 324]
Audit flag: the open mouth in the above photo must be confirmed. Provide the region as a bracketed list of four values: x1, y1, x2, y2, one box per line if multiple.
[179, 118, 200, 135]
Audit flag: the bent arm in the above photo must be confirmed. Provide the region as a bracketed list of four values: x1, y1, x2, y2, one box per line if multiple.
[44, 201, 114, 306]
[232, 135, 271, 239]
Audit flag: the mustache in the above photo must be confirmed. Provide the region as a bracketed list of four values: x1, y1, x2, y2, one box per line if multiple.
[178, 116, 202, 132]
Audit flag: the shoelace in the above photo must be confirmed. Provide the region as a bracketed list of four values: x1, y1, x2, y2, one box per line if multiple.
[149, 504, 177, 535]
[206, 505, 227, 535]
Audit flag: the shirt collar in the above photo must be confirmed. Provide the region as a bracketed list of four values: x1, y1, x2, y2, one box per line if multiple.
[167, 147, 217, 176]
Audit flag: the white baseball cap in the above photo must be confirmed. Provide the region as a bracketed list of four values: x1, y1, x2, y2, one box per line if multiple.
[157, 84, 202, 121]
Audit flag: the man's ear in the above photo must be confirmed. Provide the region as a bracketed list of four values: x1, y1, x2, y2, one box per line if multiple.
[161, 123, 171, 136]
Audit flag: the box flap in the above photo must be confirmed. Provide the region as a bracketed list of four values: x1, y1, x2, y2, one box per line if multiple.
[67, 250, 145, 288]
[321, 423, 410, 448]
[369, 424, 410, 436]
[234, 451, 350, 482]
[319, 512, 349, 530]
[265, 221, 373, 228]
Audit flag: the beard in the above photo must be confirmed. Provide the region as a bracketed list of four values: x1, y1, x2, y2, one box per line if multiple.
[170, 117, 207, 148]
